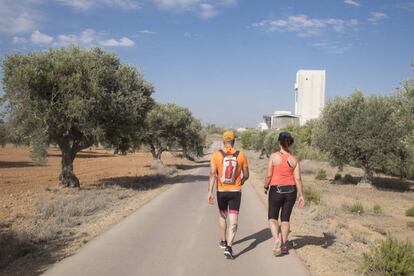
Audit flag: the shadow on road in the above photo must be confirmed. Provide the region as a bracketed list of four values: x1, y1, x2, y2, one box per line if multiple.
[290, 232, 336, 250]
[233, 228, 272, 258]
[98, 173, 209, 190]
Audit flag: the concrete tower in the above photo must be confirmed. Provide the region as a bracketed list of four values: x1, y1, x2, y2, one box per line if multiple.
[294, 70, 326, 125]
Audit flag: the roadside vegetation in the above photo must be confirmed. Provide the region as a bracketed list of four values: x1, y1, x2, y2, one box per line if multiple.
[1, 46, 205, 188]
[361, 236, 414, 276]
[0, 46, 206, 274]
[242, 64, 414, 275]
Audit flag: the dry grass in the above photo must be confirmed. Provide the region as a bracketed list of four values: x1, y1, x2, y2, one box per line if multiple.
[0, 144, 196, 275]
[245, 149, 414, 276]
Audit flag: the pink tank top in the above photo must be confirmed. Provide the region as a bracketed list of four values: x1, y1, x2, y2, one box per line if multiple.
[270, 151, 296, 186]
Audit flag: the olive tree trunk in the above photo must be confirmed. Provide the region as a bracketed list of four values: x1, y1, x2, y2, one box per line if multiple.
[59, 146, 79, 188]
[361, 165, 374, 184]
[149, 144, 165, 161]
[58, 135, 94, 188]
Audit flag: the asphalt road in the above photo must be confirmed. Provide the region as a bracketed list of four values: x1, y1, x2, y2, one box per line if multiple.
[43, 160, 309, 276]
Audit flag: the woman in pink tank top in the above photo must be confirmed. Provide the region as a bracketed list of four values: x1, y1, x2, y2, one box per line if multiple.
[264, 132, 305, 256]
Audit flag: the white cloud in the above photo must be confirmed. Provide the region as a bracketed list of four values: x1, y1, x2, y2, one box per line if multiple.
[199, 3, 217, 19]
[56, 0, 142, 10]
[252, 15, 358, 37]
[309, 40, 353, 54]
[13, 29, 135, 48]
[12, 36, 28, 44]
[153, 0, 199, 10]
[368, 12, 389, 23]
[139, 29, 157, 34]
[31, 30, 54, 44]
[152, 0, 237, 18]
[0, 0, 40, 34]
[344, 0, 360, 7]
[99, 37, 135, 47]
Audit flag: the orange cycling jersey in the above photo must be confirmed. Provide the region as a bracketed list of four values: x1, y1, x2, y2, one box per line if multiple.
[211, 147, 248, 191]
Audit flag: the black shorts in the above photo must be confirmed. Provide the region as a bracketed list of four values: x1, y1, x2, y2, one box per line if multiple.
[217, 191, 241, 214]
[268, 186, 297, 221]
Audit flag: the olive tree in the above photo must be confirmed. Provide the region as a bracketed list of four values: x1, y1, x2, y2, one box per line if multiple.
[143, 103, 204, 162]
[0, 119, 8, 147]
[390, 78, 414, 178]
[313, 91, 405, 183]
[2, 46, 154, 187]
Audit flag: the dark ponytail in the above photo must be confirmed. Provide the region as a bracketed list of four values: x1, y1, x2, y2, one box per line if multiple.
[278, 132, 294, 152]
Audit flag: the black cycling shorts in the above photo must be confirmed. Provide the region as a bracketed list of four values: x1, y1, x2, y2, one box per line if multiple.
[268, 186, 297, 221]
[217, 191, 241, 214]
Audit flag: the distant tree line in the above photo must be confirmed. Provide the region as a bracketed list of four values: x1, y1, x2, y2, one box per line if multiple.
[1, 46, 205, 187]
[240, 67, 414, 184]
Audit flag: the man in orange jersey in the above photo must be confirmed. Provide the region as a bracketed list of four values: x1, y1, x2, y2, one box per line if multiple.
[208, 131, 249, 259]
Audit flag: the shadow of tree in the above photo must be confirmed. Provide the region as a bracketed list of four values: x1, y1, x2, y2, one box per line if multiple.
[233, 228, 272, 258]
[0, 161, 41, 169]
[372, 177, 413, 192]
[97, 173, 209, 190]
[290, 232, 336, 250]
[174, 163, 210, 170]
[0, 228, 70, 275]
[48, 152, 114, 159]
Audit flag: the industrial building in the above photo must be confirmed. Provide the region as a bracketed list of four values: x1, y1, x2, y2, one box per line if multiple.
[262, 111, 299, 130]
[258, 69, 325, 130]
[295, 70, 326, 125]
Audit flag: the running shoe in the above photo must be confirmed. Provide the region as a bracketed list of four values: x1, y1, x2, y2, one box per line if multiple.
[224, 246, 234, 259]
[272, 239, 282, 257]
[280, 245, 289, 255]
[219, 240, 227, 249]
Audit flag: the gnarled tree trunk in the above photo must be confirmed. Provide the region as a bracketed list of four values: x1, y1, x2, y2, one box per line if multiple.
[361, 165, 374, 184]
[57, 133, 94, 188]
[59, 146, 79, 188]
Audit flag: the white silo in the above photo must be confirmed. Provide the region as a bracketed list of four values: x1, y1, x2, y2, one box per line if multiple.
[294, 70, 326, 125]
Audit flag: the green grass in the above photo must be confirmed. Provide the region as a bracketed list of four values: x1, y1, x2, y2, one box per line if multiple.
[344, 201, 364, 214]
[373, 203, 383, 214]
[334, 173, 342, 181]
[361, 236, 414, 276]
[315, 169, 327, 180]
[304, 187, 321, 205]
[406, 206, 414, 217]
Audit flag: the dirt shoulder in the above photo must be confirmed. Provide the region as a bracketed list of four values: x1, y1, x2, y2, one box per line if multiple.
[0, 145, 201, 275]
[245, 150, 414, 276]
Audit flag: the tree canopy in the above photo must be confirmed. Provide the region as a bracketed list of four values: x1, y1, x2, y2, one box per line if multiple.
[2, 46, 154, 187]
[143, 103, 205, 161]
[313, 91, 406, 183]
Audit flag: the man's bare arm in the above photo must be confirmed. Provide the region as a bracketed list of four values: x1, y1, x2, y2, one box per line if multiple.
[241, 167, 249, 185]
[209, 162, 217, 193]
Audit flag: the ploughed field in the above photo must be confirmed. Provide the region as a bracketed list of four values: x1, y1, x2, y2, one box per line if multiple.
[0, 144, 193, 275]
[0, 145, 189, 218]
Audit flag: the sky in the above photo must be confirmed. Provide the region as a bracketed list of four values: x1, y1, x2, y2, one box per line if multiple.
[0, 0, 413, 128]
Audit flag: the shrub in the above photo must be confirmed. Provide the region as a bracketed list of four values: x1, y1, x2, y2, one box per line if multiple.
[239, 130, 256, 150]
[343, 174, 355, 184]
[345, 201, 364, 214]
[304, 187, 321, 205]
[408, 221, 414, 230]
[315, 169, 327, 180]
[361, 236, 414, 276]
[373, 204, 383, 214]
[406, 206, 414, 217]
[334, 173, 342, 181]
